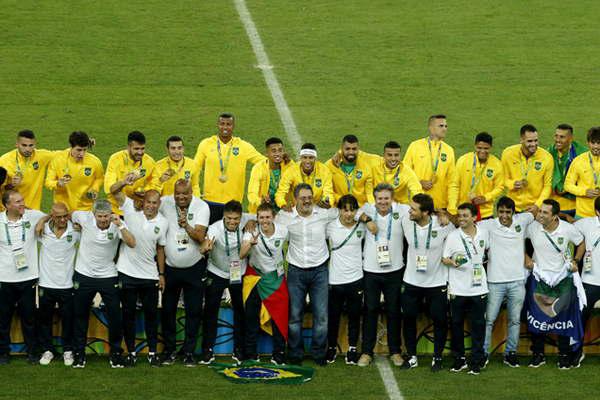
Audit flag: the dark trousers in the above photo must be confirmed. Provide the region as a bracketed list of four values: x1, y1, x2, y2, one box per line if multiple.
[582, 283, 600, 336]
[244, 285, 285, 358]
[530, 333, 571, 355]
[361, 269, 403, 355]
[202, 271, 244, 353]
[402, 283, 448, 357]
[0, 279, 37, 355]
[206, 201, 225, 225]
[161, 260, 206, 354]
[119, 273, 159, 354]
[328, 279, 363, 348]
[37, 287, 74, 353]
[450, 295, 486, 364]
[72, 272, 122, 355]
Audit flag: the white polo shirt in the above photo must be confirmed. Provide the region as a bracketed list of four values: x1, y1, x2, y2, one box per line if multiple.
[527, 219, 583, 275]
[117, 198, 168, 280]
[246, 223, 288, 275]
[402, 215, 454, 288]
[207, 216, 252, 279]
[275, 206, 338, 268]
[38, 221, 80, 289]
[72, 211, 123, 278]
[478, 212, 534, 283]
[327, 219, 365, 285]
[575, 217, 600, 286]
[443, 227, 489, 296]
[160, 195, 210, 268]
[0, 210, 45, 283]
[362, 202, 409, 274]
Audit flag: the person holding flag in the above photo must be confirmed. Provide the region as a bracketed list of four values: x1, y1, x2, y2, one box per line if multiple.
[151, 135, 200, 197]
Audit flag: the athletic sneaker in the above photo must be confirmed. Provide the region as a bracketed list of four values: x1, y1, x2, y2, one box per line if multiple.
[39, 351, 54, 366]
[27, 353, 39, 365]
[571, 350, 585, 368]
[109, 353, 125, 368]
[400, 355, 418, 370]
[232, 349, 244, 366]
[345, 347, 359, 365]
[124, 353, 137, 367]
[72, 353, 86, 369]
[357, 353, 372, 367]
[389, 353, 403, 367]
[557, 354, 571, 370]
[431, 357, 443, 372]
[271, 352, 286, 366]
[528, 353, 546, 368]
[503, 352, 520, 368]
[325, 347, 337, 364]
[63, 351, 74, 367]
[199, 350, 215, 365]
[161, 352, 177, 366]
[468, 364, 481, 375]
[314, 358, 327, 367]
[480, 354, 489, 369]
[450, 356, 468, 372]
[147, 353, 161, 367]
[183, 353, 196, 367]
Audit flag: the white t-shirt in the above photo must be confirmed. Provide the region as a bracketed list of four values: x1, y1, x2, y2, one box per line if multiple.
[160, 196, 210, 268]
[72, 211, 122, 279]
[443, 227, 489, 296]
[478, 212, 534, 283]
[362, 203, 409, 274]
[402, 215, 454, 288]
[527, 219, 583, 275]
[117, 198, 168, 280]
[207, 216, 252, 279]
[327, 219, 365, 285]
[246, 223, 288, 275]
[0, 210, 45, 282]
[38, 221, 80, 289]
[575, 217, 600, 286]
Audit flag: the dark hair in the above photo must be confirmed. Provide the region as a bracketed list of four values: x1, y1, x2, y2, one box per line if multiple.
[595, 197, 600, 214]
[475, 132, 493, 145]
[458, 202, 478, 217]
[373, 183, 394, 197]
[337, 194, 359, 211]
[587, 126, 600, 143]
[127, 131, 146, 145]
[520, 124, 537, 136]
[223, 200, 243, 214]
[265, 137, 283, 147]
[68, 131, 90, 148]
[0, 167, 7, 187]
[428, 114, 446, 124]
[342, 135, 359, 144]
[294, 183, 313, 198]
[301, 143, 317, 151]
[257, 202, 276, 216]
[17, 130, 35, 140]
[2, 190, 18, 207]
[412, 193, 434, 215]
[166, 135, 183, 147]
[556, 123, 573, 135]
[383, 141, 401, 151]
[219, 112, 234, 120]
[542, 199, 560, 216]
[496, 196, 516, 213]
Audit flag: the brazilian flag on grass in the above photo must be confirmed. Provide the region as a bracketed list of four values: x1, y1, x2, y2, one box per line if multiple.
[210, 362, 314, 384]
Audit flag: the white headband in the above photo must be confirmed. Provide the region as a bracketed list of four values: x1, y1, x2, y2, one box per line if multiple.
[299, 149, 317, 158]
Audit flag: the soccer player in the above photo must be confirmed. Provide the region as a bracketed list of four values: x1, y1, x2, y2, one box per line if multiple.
[325, 135, 374, 206]
[194, 113, 265, 223]
[247, 137, 295, 213]
[370, 141, 421, 204]
[45, 131, 104, 212]
[151, 135, 200, 197]
[70, 199, 135, 368]
[479, 196, 534, 368]
[564, 126, 600, 218]
[548, 124, 587, 219]
[35, 203, 80, 367]
[448, 132, 504, 219]
[501, 124, 554, 213]
[325, 194, 365, 365]
[275, 143, 334, 209]
[111, 179, 168, 367]
[442, 202, 489, 375]
[403, 115, 455, 209]
[401, 193, 454, 372]
[0, 190, 45, 365]
[159, 179, 210, 366]
[104, 131, 155, 215]
[0, 130, 54, 210]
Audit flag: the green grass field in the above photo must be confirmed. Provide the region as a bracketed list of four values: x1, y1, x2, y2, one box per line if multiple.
[2, 0, 600, 398]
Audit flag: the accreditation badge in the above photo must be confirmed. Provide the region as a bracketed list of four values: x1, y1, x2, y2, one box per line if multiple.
[471, 254, 484, 287]
[376, 244, 391, 267]
[415, 254, 428, 272]
[276, 261, 285, 277]
[230, 259, 242, 284]
[583, 250, 593, 273]
[13, 247, 28, 271]
[176, 231, 190, 251]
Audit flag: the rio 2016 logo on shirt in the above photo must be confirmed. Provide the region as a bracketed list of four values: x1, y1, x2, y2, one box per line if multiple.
[274, 239, 281, 247]
[558, 237, 564, 245]
[315, 178, 322, 188]
[33, 161, 39, 170]
[486, 169, 494, 178]
[84, 167, 92, 176]
[515, 225, 521, 233]
[154, 226, 160, 234]
[534, 161, 542, 171]
[232, 147, 239, 156]
[441, 153, 447, 162]
[356, 170, 363, 179]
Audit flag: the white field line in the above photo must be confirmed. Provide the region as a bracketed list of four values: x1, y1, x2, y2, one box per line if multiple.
[375, 356, 405, 400]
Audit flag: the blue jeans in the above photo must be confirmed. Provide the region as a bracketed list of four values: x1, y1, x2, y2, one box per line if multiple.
[484, 280, 525, 354]
[287, 262, 329, 360]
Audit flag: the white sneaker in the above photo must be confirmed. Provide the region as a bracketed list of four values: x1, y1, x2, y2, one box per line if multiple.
[39, 351, 54, 366]
[63, 351, 74, 367]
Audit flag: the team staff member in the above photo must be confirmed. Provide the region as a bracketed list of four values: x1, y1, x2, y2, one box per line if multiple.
[194, 113, 265, 223]
[247, 137, 295, 213]
[35, 203, 80, 367]
[112, 179, 168, 367]
[159, 179, 210, 367]
[325, 135, 374, 206]
[564, 127, 600, 218]
[448, 132, 504, 219]
[45, 131, 104, 212]
[104, 131, 155, 215]
[151, 136, 200, 197]
[0, 130, 54, 210]
[501, 124, 554, 213]
[71, 199, 135, 369]
[370, 141, 421, 204]
[404, 114, 455, 209]
[0, 190, 45, 365]
[276, 143, 334, 209]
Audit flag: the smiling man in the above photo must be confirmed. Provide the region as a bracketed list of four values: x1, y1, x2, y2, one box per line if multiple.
[564, 127, 600, 218]
[151, 136, 200, 197]
[370, 141, 421, 205]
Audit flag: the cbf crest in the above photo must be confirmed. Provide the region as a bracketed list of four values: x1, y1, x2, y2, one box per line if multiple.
[315, 178, 322, 188]
[534, 161, 542, 171]
[84, 167, 92, 176]
[232, 147, 240, 156]
[486, 169, 493, 178]
[355, 170, 363, 179]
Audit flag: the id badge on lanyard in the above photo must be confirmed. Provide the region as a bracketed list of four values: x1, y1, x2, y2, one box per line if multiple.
[176, 230, 189, 252]
[416, 254, 428, 272]
[377, 244, 391, 267]
[230, 257, 242, 284]
[13, 247, 28, 271]
[276, 261, 285, 277]
[583, 250, 593, 273]
[471, 254, 484, 287]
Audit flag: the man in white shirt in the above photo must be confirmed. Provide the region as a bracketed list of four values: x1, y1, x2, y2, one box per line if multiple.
[0, 190, 45, 365]
[35, 203, 80, 367]
[401, 193, 454, 372]
[71, 199, 136, 369]
[478, 196, 534, 368]
[442, 202, 489, 375]
[159, 179, 210, 367]
[111, 176, 168, 367]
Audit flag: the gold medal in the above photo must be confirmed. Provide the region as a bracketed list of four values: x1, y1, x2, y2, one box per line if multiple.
[63, 174, 72, 181]
[468, 192, 476, 200]
[166, 168, 176, 176]
[14, 171, 23, 178]
[219, 174, 228, 183]
[522, 179, 528, 187]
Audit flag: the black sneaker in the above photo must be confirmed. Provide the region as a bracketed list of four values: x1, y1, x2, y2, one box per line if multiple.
[400, 355, 418, 370]
[468, 364, 481, 375]
[232, 349, 244, 366]
[161, 352, 177, 366]
[480, 354, 489, 369]
[27, 353, 39, 365]
[199, 350, 215, 365]
[72, 353, 86, 369]
[109, 353, 125, 368]
[147, 353, 161, 367]
[571, 350, 585, 368]
[0, 354, 9, 365]
[345, 347, 359, 365]
[431, 357, 443, 372]
[183, 353, 196, 367]
[528, 353, 546, 368]
[124, 353, 137, 367]
[314, 358, 327, 367]
[271, 352, 286, 366]
[325, 347, 337, 364]
[450, 356, 467, 372]
[557, 354, 571, 370]
[503, 352, 520, 368]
